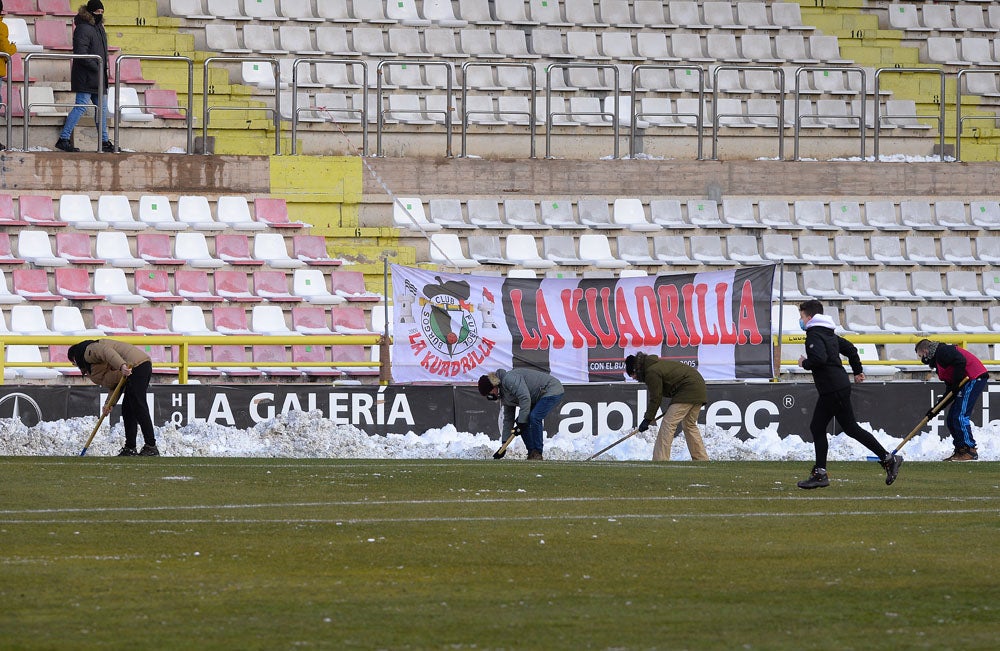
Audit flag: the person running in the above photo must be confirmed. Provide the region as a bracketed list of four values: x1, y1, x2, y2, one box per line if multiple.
[625, 353, 709, 462]
[68, 339, 158, 456]
[796, 300, 901, 489]
[478, 368, 563, 460]
[914, 339, 989, 462]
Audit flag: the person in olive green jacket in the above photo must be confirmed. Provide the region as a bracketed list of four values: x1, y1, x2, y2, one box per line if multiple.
[625, 352, 709, 462]
[68, 339, 158, 457]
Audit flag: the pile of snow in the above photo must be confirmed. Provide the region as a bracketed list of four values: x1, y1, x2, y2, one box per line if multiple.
[1, 411, 997, 461]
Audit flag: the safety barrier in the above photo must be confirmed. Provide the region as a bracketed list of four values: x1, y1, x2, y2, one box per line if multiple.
[22, 52, 105, 152]
[113, 55, 195, 154]
[202, 56, 282, 155]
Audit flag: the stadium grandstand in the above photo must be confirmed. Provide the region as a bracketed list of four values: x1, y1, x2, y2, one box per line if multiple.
[0, 0, 997, 391]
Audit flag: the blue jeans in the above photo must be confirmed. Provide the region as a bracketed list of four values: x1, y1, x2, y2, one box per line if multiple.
[522, 394, 563, 452]
[59, 92, 109, 142]
[945, 375, 988, 449]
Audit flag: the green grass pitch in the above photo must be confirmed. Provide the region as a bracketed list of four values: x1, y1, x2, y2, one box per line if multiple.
[1, 458, 997, 650]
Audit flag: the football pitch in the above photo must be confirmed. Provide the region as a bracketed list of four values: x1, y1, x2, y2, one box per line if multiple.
[1, 458, 997, 650]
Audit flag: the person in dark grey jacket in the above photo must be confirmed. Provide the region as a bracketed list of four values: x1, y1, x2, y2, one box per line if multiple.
[796, 300, 901, 489]
[55, 1, 114, 152]
[478, 368, 563, 460]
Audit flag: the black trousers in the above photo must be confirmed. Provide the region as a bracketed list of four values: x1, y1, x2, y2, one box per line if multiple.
[810, 386, 887, 469]
[120, 361, 155, 448]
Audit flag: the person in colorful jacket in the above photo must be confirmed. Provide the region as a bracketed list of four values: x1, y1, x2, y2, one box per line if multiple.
[914, 339, 989, 462]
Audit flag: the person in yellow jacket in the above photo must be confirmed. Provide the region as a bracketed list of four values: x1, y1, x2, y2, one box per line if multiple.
[0, 1, 18, 149]
[68, 339, 159, 457]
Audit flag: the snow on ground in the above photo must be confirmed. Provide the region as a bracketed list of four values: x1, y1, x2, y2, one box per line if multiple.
[0, 411, 997, 462]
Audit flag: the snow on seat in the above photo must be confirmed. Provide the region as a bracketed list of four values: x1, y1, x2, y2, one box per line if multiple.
[11, 304, 54, 335]
[726, 235, 765, 264]
[251, 304, 299, 335]
[946, 271, 987, 299]
[254, 197, 305, 229]
[212, 305, 252, 335]
[758, 200, 802, 230]
[293, 345, 344, 378]
[54, 268, 104, 301]
[331, 306, 376, 335]
[132, 306, 172, 334]
[0, 270, 26, 305]
[801, 269, 847, 300]
[171, 305, 221, 336]
[330, 344, 379, 376]
[505, 234, 556, 269]
[17, 230, 69, 267]
[900, 200, 937, 231]
[177, 195, 225, 231]
[649, 200, 692, 229]
[208, 345, 261, 378]
[904, 236, 947, 266]
[53, 305, 103, 336]
[331, 271, 381, 302]
[503, 199, 546, 230]
[254, 345, 304, 378]
[175, 232, 225, 268]
[94, 268, 147, 305]
[96, 195, 145, 230]
[953, 307, 991, 334]
[184, 345, 224, 378]
[293, 235, 341, 266]
[253, 233, 305, 269]
[214, 270, 262, 303]
[616, 235, 659, 266]
[934, 201, 975, 232]
[58, 194, 108, 230]
[216, 233, 264, 266]
[206, 24, 251, 53]
[690, 235, 738, 266]
[140, 195, 187, 230]
[176, 269, 224, 302]
[96, 231, 147, 268]
[843, 305, 881, 334]
[0, 233, 24, 265]
[540, 199, 584, 230]
[7, 345, 60, 380]
[941, 236, 981, 266]
[543, 235, 589, 265]
[468, 235, 512, 265]
[13, 269, 61, 301]
[218, 196, 266, 231]
[293, 268, 345, 304]
[253, 270, 301, 302]
[689, 199, 726, 228]
[838, 271, 883, 301]
[0, 194, 28, 226]
[579, 233, 628, 269]
[833, 236, 877, 266]
[136, 233, 183, 266]
[911, 271, 951, 301]
[829, 201, 871, 231]
[135, 269, 181, 302]
[578, 199, 616, 230]
[916, 306, 952, 333]
[429, 233, 478, 268]
[653, 235, 695, 264]
[875, 271, 920, 302]
[292, 305, 334, 334]
[93, 305, 135, 335]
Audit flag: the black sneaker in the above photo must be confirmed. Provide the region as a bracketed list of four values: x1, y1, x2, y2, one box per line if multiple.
[102, 141, 117, 153]
[139, 443, 160, 457]
[881, 453, 903, 485]
[55, 138, 79, 152]
[797, 468, 829, 489]
[117, 446, 138, 456]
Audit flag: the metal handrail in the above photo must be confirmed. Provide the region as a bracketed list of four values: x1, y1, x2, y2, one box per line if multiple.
[202, 56, 281, 155]
[0, 53, 10, 151]
[954, 67, 1000, 162]
[545, 62, 620, 159]
[23, 52, 105, 152]
[376, 59, 455, 157]
[460, 61, 536, 158]
[113, 55, 194, 154]
[712, 65, 786, 161]
[873, 67, 946, 160]
[793, 66, 865, 161]
[290, 57, 368, 155]
[629, 64, 705, 160]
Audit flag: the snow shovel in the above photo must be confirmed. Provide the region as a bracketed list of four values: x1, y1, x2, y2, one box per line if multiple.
[492, 424, 523, 460]
[586, 413, 663, 461]
[891, 377, 969, 456]
[79, 373, 128, 457]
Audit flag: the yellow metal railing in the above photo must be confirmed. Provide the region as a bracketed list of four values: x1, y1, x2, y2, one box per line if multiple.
[0, 335, 388, 385]
[775, 333, 1000, 368]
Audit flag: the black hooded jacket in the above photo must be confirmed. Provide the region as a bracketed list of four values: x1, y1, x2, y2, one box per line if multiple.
[800, 315, 863, 395]
[70, 7, 109, 94]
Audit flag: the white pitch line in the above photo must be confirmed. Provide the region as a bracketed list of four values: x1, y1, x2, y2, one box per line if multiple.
[1, 508, 997, 526]
[2, 494, 998, 516]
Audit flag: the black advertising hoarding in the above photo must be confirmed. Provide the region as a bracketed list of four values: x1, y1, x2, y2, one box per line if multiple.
[2, 382, 994, 443]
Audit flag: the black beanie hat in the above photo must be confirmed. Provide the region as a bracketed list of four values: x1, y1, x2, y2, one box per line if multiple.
[624, 355, 637, 376]
[87, 0, 104, 12]
[477, 375, 493, 396]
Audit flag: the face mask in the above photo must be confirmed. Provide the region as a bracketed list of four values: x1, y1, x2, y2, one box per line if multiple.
[94, 14, 103, 23]
[798, 319, 806, 331]
[920, 354, 933, 365]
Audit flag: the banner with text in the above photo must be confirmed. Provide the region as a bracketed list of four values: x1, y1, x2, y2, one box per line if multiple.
[391, 264, 775, 384]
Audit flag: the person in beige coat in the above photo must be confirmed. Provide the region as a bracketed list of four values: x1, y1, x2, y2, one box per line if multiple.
[626, 353, 709, 462]
[68, 339, 158, 456]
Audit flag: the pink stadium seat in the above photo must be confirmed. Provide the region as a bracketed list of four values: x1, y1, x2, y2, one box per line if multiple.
[93, 304, 135, 335]
[38, 0, 75, 16]
[185, 345, 223, 377]
[253, 270, 301, 302]
[54, 232, 101, 265]
[0, 194, 28, 226]
[213, 345, 261, 378]
[292, 234, 341, 266]
[19, 195, 63, 226]
[293, 344, 343, 377]
[175, 269, 223, 302]
[143, 89, 186, 120]
[49, 344, 83, 376]
[330, 271, 380, 303]
[135, 269, 181, 302]
[145, 344, 179, 375]
[216, 233, 263, 266]
[214, 269, 261, 303]
[8, 53, 34, 83]
[0, 233, 25, 264]
[291, 305, 333, 333]
[137, 233, 184, 265]
[13, 269, 60, 301]
[34, 19, 73, 50]
[132, 306, 173, 334]
[212, 305, 252, 334]
[254, 197, 305, 228]
[253, 345, 303, 378]
[112, 55, 153, 84]
[330, 344, 379, 376]
[331, 306, 374, 334]
[0, 84, 24, 118]
[6, 1, 42, 16]
[54, 268, 103, 300]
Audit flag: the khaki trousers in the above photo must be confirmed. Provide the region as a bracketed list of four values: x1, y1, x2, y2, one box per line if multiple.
[652, 402, 709, 462]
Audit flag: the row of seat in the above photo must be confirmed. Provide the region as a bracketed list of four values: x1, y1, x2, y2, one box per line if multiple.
[395, 197, 1000, 232]
[925, 36, 1000, 66]
[779, 342, 1000, 376]
[5, 231, 339, 270]
[0, 267, 379, 305]
[429, 231, 1000, 275]
[888, 3, 1000, 35]
[170, 0, 813, 31]
[0, 194, 303, 231]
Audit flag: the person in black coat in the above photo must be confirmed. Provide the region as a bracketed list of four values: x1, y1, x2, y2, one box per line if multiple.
[795, 300, 902, 489]
[55, 1, 114, 152]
